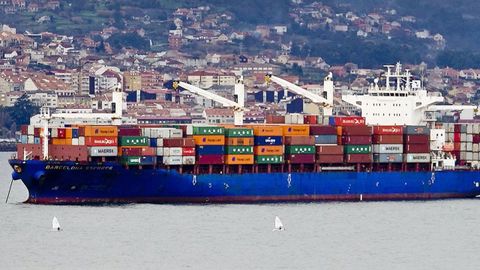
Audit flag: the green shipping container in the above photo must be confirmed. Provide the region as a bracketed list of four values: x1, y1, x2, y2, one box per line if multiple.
[344, 145, 372, 154]
[225, 128, 254, 137]
[255, 155, 284, 164]
[121, 156, 156, 165]
[285, 145, 316, 154]
[120, 136, 149, 146]
[193, 126, 225, 135]
[225, 146, 254, 154]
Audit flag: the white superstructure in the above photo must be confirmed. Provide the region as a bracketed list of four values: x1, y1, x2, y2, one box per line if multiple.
[342, 63, 448, 125]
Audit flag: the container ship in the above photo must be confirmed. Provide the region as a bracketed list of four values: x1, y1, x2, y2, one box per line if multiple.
[8, 63, 480, 204]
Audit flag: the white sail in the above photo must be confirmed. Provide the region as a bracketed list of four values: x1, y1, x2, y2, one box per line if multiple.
[274, 216, 284, 231]
[52, 216, 61, 231]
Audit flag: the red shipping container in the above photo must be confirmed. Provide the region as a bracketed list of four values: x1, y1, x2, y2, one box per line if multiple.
[345, 154, 372, 163]
[473, 135, 480, 144]
[122, 147, 143, 156]
[317, 154, 344, 163]
[453, 133, 461, 142]
[372, 126, 403, 135]
[341, 135, 372, 144]
[303, 115, 318, 124]
[286, 154, 316, 164]
[197, 154, 224, 165]
[57, 128, 66, 139]
[341, 126, 372, 136]
[183, 138, 195, 147]
[405, 144, 430, 153]
[163, 138, 183, 147]
[21, 125, 28, 135]
[17, 144, 43, 160]
[34, 128, 41, 137]
[332, 116, 366, 126]
[266, 115, 285, 124]
[85, 137, 118, 146]
[182, 147, 196, 156]
[404, 135, 429, 144]
[49, 145, 89, 162]
[453, 143, 461, 151]
[284, 136, 315, 145]
[78, 126, 85, 136]
[454, 124, 464, 133]
[119, 128, 142, 136]
[316, 145, 343, 155]
[309, 125, 337, 135]
[372, 135, 403, 144]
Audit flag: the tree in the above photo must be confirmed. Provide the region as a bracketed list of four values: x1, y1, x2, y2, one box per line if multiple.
[9, 94, 40, 127]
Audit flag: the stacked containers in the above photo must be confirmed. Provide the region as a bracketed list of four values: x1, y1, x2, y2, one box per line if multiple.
[311, 125, 343, 163]
[224, 128, 254, 165]
[283, 125, 315, 164]
[403, 126, 431, 163]
[341, 125, 372, 163]
[161, 137, 195, 165]
[253, 126, 284, 164]
[118, 126, 156, 165]
[193, 126, 225, 164]
[372, 126, 404, 163]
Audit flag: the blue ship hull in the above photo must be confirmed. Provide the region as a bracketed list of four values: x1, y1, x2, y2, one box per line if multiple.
[9, 160, 480, 204]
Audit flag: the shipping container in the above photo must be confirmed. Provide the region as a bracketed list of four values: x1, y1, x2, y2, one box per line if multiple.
[309, 125, 337, 135]
[85, 137, 118, 146]
[372, 144, 403, 154]
[163, 147, 183, 156]
[196, 145, 225, 155]
[193, 126, 225, 135]
[286, 154, 315, 164]
[341, 135, 372, 145]
[372, 126, 403, 135]
[193, 135, 225, 146]
[182, 147, 195, 156]
[121, 147, 156, 156]
[49, 145, 89, 162]
[225, 154, 254, 165]
[254, 145, 284, 155]
[316, 145, 343, 155]
[255, 155, 284, 164]
[314, 135, 337, 145]
[344, 145, 372, 154]
[404, 126, 430, 135]
[282, 125, 310, 136]
[254, 136, 283, 146]
[21, 125, 28, 135]
[226, 137, 254, 146]
[454, 124, 467, 133]
[404, 144, 430, 153]
[162, 138, 195, 147]
[119, 136, 150, 147]
[163, 156, 182, 165]
[284, 136, 315, 145]
[345, 154, 372, 163]
[197, 154, 225, 165]
[404, 153, 431, 163]
[182, 156, 196, 165]
[156, 147, 164, 156]
[119, 128, 142, 136]
[121, 156, 156, 165]
[372, 135, 403, 144]
[373, 153, 403, 163]
[58, 128, 66, 139]
[89, 146, 118, 157]
[303, 115, 318, 124]
[329, 116, 365, 126]
[341, 126, 372, 136]
[265, 115, 285, 124]
[224, 128, 254, 137]
[317, 154, 344, 163]
[404, 135, 429, 144]
[285, 145, 316, 154]
[225, 146, 254, 154]
[84, 126, 118, 137]
[252, 125, 283, 136]
[72, 128, 79, 138]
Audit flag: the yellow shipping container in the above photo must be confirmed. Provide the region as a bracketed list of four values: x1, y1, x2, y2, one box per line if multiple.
[252, 125, 283, 136]
[225, 154, 254, 165]
[282, 125, 310, 136]
[84, 126, 118, 137]
[226, 137, 254, 146]
[193, 135, 225, 145]
[65, 128, 73, 139]
[254, 145, 284, 155]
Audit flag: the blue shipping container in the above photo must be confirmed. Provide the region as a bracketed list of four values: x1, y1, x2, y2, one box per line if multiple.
[150, 138, 158, 147]
[34, 137, 41, 144]
[196, 145, 225, 155]
[314, 135, 337, 145]
[21, 135, 28, 144]
[72, 128, 79, 138]
[254, 136, 283, 146]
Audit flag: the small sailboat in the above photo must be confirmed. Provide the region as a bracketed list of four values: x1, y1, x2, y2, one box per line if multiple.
[273, 216, 284, 231]
[52, 216, 61, 231]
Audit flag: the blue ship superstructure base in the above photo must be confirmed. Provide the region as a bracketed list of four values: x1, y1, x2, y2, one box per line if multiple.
[9, 160, 480, 204]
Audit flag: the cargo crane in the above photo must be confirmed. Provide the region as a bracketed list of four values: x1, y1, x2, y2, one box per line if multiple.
[264, 73, 334, 116]
[172, 78, 245, 125]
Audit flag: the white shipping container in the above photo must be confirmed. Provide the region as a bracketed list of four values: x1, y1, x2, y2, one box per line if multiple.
[466, 152, 473, 161]
[461, 133, 467, 142]
[467, 143, 473, 151]
[474, 124, 480, 134]
[467, 134, 473, 142]
[71, 138, 79, 145]
[460, 152, 467, 160]
[156, 147, 164, 156]
[78, 137, 85, 146]
[27, 125, 34, 135]
[182, 156, 196, 165]
[447, 132, 454, 142]
[474, 153, 479, 160]
[27, 135, 34, 144]
[372, 144, 403, 154]
[473, 144, 479, 153]
[186, 125, 193, 136]
[51, 128, 58, 138]
[89, 146, 118, 157]
[460, 143, 467, 151]
[467, 124, 473, 134]
[164, 147, 182, 156]
[163, 156, 183, 165]
[156, 138, 164, 147]
[169, 129, 183, 138]
[404, 153, 431, 163]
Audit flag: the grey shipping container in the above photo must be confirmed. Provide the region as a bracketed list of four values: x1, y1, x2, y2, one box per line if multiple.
[314, 135, 337, 145]
[372, 144, 403, 154]
[404, 153, 431, 163]
[404, 126, 430, 135]
[373, 153, 403, 163]
[89, 146, 118, 156]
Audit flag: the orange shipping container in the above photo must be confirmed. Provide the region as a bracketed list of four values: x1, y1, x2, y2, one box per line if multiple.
[282, 125, 310, 136]
[51, 138, 67, 145]
[65, 128, 73, 139]
[226, 137, 254, 146]
[193, 135, 225, 145]
[336, 126, 343, 136]
[252, 125, 283, 136]
[254, 146, 284, 155]
[84, 126, 118, 137]
[225, 154, 254, 165]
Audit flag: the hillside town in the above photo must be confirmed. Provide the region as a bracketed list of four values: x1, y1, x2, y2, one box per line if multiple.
[0, 2, 478, 130]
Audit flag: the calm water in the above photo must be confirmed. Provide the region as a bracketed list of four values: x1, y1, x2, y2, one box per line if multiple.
[0, 152, 479, 270]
